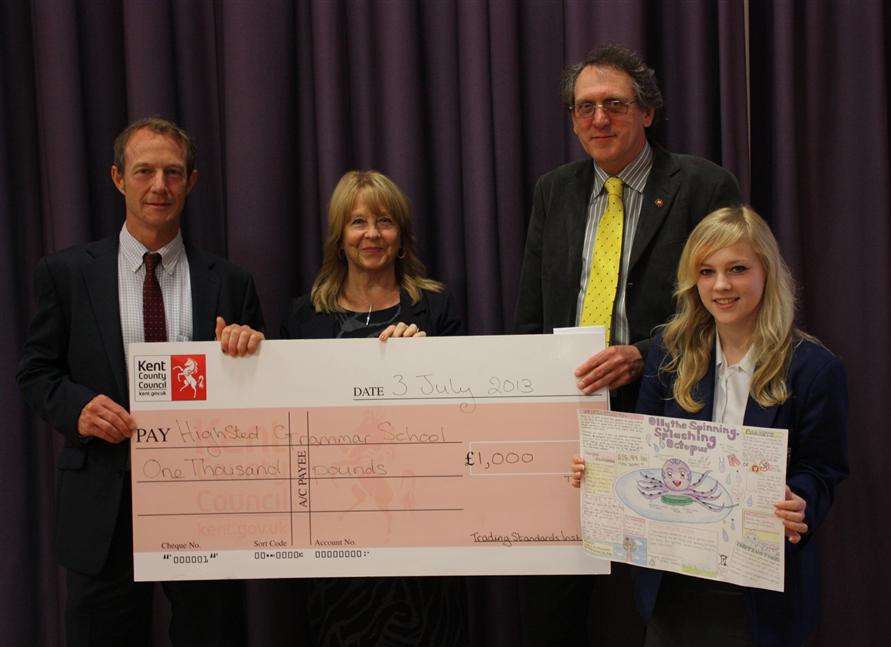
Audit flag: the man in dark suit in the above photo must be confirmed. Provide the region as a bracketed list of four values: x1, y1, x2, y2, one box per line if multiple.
[514, 45, 741, 644]
[17, 117, 265, 646]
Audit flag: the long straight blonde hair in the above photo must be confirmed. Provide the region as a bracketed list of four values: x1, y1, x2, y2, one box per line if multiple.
[661, 205, 811, 412]
[310, 170, 443, 313]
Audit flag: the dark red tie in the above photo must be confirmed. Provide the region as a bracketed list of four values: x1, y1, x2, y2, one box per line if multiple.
[143, 252, 168, 342]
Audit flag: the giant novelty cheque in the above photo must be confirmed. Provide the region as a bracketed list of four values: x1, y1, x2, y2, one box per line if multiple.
[128, 334, 611, 581]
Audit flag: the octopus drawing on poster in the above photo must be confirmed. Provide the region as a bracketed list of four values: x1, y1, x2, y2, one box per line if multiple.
[578, 410, 789, 592]
[614, 458, 737, 524]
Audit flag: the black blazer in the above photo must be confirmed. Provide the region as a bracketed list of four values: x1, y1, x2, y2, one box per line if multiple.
[634, 334, 848, 646]
[17, 235, 265, 574]
[281, 288, 462, 339]
[515, 144, 741, 361]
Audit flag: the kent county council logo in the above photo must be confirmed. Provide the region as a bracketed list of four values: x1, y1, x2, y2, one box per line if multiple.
[171, 355, 207, 401]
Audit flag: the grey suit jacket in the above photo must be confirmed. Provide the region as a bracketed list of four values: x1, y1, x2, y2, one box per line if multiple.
[515, 144, 741, 360]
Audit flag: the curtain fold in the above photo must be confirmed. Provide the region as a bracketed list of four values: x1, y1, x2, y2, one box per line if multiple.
[749, 2, 891, 643]
[3, 1, 884, 645]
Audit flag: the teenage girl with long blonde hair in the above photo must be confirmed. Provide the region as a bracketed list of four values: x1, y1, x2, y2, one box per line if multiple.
[572, 205, 847, 645]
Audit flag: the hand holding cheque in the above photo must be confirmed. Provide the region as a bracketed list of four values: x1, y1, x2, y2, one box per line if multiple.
[214, 316, 264, 356]
[76, 318, 262, 444]
[574, 344, 644, 394]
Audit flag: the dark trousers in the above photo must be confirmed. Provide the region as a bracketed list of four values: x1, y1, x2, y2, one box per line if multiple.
[64, 480, 245, 647]
[516, 564, 645, 646]
[644, 573, 752, 647]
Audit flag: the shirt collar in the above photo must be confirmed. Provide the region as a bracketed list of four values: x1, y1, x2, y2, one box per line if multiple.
[591, 140, 653, 198]
[119, 224, 186, 275]
[715, 332, 756, 375]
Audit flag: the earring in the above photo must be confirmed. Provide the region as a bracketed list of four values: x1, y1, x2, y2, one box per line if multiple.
[397, 248, 406, 259]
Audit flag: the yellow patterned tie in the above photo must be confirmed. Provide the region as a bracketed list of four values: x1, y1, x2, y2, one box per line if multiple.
[579, 176, 624, 343]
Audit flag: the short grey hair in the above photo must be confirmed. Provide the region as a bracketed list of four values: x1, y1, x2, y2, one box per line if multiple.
[560, 44, 663, 123]
[113, 117, 197, 175]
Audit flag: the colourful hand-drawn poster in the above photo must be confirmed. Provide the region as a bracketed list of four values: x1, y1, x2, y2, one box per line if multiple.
[578, 410, 787, 592]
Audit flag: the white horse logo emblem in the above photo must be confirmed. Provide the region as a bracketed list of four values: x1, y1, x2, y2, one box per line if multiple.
[173, 357, 205, 398]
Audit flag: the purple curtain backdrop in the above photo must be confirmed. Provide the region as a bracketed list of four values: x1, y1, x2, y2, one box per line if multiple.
[748, 0, 891, 644]
[1, 1, 885, 645]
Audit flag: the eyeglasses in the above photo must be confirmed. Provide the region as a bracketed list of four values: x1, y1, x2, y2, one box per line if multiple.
[570, 98, 637, 118]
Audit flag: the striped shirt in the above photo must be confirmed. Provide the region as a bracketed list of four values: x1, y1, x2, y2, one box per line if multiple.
[118, 224, 193, 363]
[575, 142, 653, 344]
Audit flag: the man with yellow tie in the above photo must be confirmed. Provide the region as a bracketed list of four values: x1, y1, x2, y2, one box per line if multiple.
[517, 43, 741, 410]
[514, 44, 741, 644]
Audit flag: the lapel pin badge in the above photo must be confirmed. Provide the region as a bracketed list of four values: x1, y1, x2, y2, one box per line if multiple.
[655, 198, 664, 208]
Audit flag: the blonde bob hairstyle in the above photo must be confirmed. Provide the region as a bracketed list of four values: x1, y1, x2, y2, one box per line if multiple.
[310, 170, 443, 313]
[661, 205, 812, 412]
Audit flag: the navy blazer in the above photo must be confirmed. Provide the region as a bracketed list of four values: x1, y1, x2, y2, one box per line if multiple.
[634, 334, 848, 646]
[281, 288, 462, 339]
[17, 235, 265, 574]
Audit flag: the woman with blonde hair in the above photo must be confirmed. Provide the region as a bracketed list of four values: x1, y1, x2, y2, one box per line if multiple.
[282, 170, 465, 645]
[283, 170, 460, 340]
[572, 205, 848, 645]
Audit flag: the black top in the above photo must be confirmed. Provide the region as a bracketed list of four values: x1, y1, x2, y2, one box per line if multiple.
[277, 285, 467, 646]
[281, 287, 463, 339]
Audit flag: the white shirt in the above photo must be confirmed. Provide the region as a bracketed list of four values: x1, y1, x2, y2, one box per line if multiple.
[118, 225, 193, 363]
[713, 333, 755, 426]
